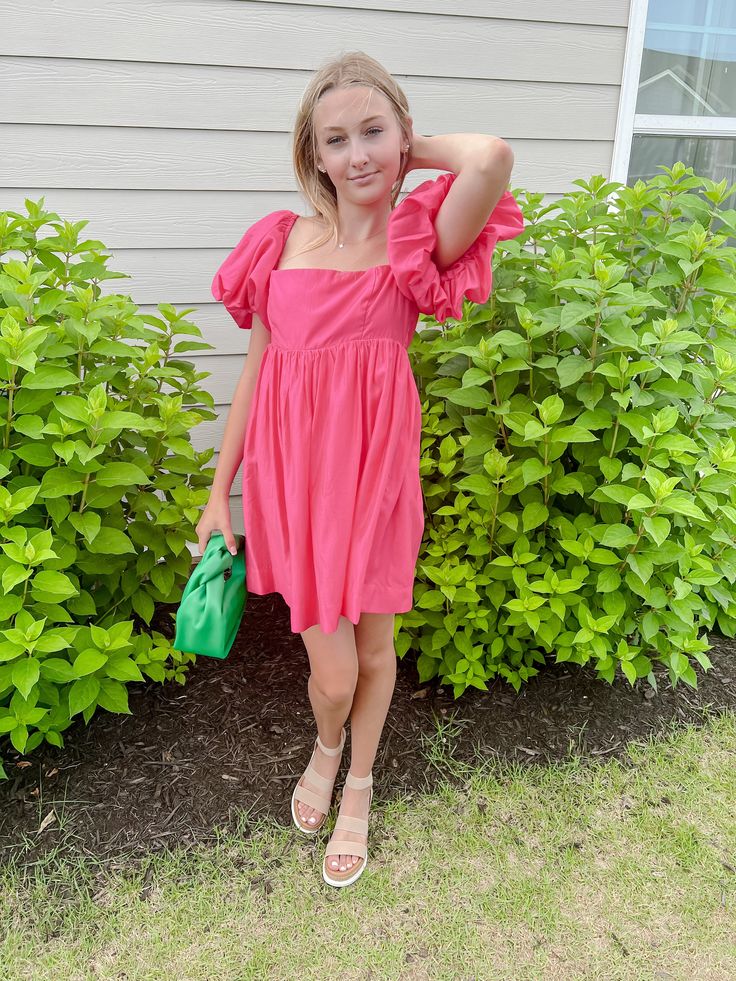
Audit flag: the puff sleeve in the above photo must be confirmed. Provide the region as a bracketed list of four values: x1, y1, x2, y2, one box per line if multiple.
[211, 210, 292, 330]
[386, 172, 525, 323]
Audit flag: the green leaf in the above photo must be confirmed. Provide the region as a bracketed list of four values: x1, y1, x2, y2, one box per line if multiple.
[550, 474, 586, 495]
[620, 660, 637, 685]
[68, 676, 101, 717]
[96, 678, 132, 714]
[2, 564, 32, 593]
[642, 516, 671, 546]
[537, 395, 564, 425]
[131, 589, 155, 623]
[13, 414, 45, 438]
[551, 425, 597, 444]
[21, 364, 81, 389]
[626, 553, 653, 584]
[54, 395, 91, 423]
[149, 563, 175, 595]
[11, 657, 40, 699]
[30, 570, 78, 599]
[68, 511, 102, 543]
[97, 410, 158, 433]
[522, 502, 548, 532]
[662, 495, 708, 521]
[597, 568, 621, 593]
[588, 548, 620, 565]
[0, 594, 23, 621]
[556, 354, 589, 387]
[38, 468, 86, 498]
[13, 443, 56, 467]
[519, 458, 552, 487]
[40, 658, 76, 683]
[698, 271, 736, 294]
[94, 462, 150, 487]
[523, 420, 548, 441]
[72, 648, 108, 677]
[446, 386, 492, 409]
[456, 473, 495, 497]
[85, 526, 136, 555]
[599, 525, 638, 548]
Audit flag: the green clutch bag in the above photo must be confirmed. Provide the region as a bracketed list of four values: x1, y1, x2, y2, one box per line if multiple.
[173, 532, 247, 659]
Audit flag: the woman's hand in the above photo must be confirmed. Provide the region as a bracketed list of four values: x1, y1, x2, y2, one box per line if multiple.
[195, 495, 239, 556]
[405, 132, 504, 177]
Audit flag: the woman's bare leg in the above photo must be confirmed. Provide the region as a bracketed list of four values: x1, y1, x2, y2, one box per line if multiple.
[325, 611, 397, 873]
[295, 616, 359, 827]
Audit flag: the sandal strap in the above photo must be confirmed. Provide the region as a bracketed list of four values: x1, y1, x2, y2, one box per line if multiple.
[325, 839, 367, 860]
[300, 765, 335, 794]
[333, 814, 368, 835]
[344, 770, 372, 790]
[292, 783, 330, 813]
[316, 727, 346, 757]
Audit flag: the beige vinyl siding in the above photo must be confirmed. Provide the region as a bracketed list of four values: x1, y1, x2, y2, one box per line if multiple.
[0, 0, 632, 529]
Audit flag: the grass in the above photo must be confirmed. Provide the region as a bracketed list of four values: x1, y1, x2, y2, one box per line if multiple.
[1, 710, 735, 980]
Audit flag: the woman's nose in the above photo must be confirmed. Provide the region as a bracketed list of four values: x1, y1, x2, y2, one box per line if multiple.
[349, 143, 369, 164]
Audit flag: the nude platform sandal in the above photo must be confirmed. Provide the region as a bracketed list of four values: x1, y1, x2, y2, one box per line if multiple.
[290, 726, 346, 835]
[322, 770, 373, 888]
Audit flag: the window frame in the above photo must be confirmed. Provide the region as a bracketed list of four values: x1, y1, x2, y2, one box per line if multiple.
[610, 0, 736, 183]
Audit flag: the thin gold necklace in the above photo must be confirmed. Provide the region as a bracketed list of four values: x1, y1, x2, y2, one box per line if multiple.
[337, 224, 388, 249]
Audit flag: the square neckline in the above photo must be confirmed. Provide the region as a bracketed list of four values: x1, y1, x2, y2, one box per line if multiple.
[271, 211, 391, 276]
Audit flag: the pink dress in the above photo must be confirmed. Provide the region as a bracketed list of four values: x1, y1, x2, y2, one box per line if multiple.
[211, 172, 524, 634]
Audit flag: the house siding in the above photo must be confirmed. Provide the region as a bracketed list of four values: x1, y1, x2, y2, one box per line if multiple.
[0, 0, 631, 529]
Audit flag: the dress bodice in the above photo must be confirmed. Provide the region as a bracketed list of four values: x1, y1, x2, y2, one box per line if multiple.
[211, 172, 525, 351]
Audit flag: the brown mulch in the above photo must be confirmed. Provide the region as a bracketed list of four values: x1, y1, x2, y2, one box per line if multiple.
[1, 591, 735, 874]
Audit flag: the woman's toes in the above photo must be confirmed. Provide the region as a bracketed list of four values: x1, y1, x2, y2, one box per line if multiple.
[299, 803, 319, 824]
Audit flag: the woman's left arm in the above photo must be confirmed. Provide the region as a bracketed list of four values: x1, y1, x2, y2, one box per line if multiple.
[405, 132, 515, 271]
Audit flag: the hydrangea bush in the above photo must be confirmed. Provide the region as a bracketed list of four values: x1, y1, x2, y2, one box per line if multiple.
[0, 198, 217, 778]
[397, 165, 736, 698]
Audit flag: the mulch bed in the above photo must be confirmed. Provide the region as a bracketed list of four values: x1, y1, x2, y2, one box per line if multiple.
[1, 592, 735, 874]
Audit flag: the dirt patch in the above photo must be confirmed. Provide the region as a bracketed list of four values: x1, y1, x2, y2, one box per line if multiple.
[1, 592, 734, 872]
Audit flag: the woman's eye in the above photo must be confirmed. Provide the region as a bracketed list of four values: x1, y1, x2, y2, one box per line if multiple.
[327, 128, 383, 145]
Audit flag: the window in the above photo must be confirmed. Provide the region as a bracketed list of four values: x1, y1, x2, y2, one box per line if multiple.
[612, 0, 736, 184]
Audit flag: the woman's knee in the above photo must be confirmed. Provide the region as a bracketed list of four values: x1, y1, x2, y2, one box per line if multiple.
[301, 616, 358, 705]
[356, 644, 396, 677]
[355, 613, 396, 674]
[310, 670, 357, 707]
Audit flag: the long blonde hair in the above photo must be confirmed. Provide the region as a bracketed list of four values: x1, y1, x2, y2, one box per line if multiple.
[290, 51, 413, 259]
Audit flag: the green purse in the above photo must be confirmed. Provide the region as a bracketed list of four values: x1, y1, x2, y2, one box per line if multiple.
[173, 532, 247, 659]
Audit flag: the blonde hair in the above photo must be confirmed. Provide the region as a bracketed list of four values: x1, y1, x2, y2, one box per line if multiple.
[290, 51, 413, 258]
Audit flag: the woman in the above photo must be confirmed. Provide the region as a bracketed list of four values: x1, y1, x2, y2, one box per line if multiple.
[198, 51, 524, 887]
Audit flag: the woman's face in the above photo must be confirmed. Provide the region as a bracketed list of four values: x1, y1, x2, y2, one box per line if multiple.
[313, 86, 407, 203]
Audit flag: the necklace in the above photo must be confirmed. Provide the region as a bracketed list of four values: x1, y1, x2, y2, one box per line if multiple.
[337, 224, 388, 249]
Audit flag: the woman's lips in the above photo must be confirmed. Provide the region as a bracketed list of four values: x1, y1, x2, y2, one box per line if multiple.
[350, 172, 377, 183]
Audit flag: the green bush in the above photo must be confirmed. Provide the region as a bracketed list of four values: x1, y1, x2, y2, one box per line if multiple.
[397, 164, 736, 698]
[0, 197, 217, 778]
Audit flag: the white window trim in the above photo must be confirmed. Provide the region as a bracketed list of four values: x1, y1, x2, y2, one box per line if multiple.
[611, 0, 651, 183]
[635, 115, 736, 136]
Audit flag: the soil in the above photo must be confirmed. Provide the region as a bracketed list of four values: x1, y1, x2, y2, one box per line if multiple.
[1, 591, 735, 874]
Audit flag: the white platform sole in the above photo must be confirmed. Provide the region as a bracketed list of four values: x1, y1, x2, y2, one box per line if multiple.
[322, 856, 368, 887]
